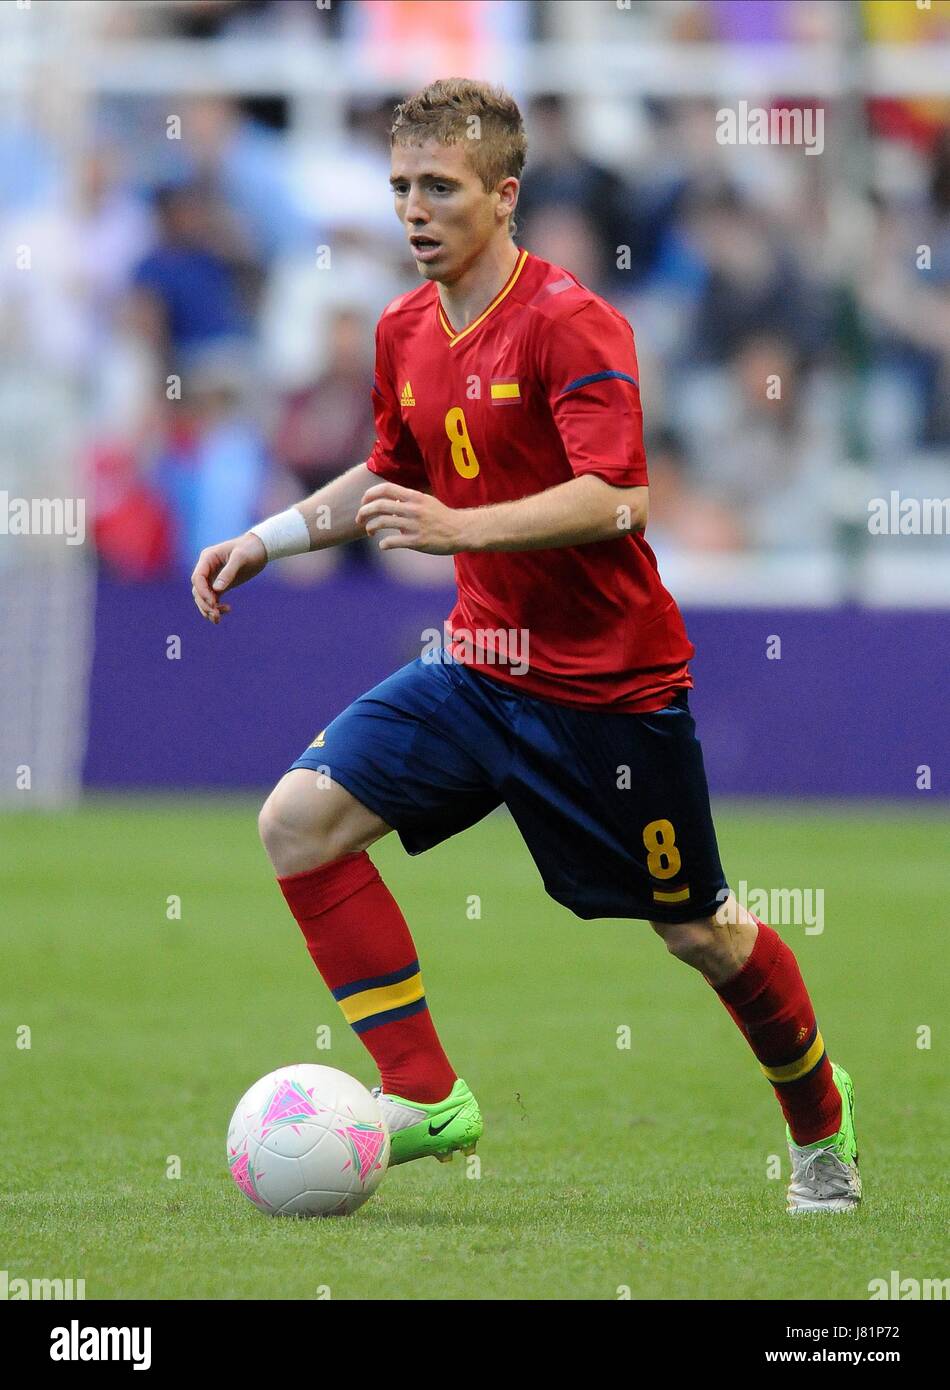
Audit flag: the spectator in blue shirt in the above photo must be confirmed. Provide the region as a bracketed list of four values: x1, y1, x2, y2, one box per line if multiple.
[129, 181, 256, 373]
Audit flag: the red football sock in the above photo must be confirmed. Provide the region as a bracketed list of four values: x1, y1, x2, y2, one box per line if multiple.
[277, 851, 457, 1103]
[711, 918, 841, 1145]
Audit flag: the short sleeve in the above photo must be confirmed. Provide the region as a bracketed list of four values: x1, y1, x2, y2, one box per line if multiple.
[538, 302, 648, 487]
[366, 320, 429, 489]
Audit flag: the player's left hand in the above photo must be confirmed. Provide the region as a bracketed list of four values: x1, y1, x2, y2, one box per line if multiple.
[356, 482, 468, 555]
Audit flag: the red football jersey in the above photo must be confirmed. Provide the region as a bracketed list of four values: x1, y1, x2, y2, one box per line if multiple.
[366, 249, 694, 711]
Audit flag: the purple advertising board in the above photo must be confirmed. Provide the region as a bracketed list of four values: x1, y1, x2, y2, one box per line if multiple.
[83, 573, 948, 798]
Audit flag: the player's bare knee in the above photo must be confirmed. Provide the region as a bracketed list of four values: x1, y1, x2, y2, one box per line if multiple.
[258, 773, 385, 874]
[258, 784, 331, 870]
[257, 795, 289, 865]
[652, 918, 720, 971]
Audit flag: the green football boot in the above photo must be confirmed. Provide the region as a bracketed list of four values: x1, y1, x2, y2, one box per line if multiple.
[786, 1062, 862, 1213]
[371, 1078, 482, 1166]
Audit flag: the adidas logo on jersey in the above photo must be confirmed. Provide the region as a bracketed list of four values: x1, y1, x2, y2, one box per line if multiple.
[401, 381, 415, 407]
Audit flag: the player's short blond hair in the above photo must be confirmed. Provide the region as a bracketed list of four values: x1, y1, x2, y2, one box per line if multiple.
[391, 78, 527, 207]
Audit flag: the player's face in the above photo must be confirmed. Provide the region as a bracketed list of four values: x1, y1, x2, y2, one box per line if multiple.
[390, 140, 510, 283]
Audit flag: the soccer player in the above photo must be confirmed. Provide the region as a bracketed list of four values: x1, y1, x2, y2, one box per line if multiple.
[191, 79, 860, 1213]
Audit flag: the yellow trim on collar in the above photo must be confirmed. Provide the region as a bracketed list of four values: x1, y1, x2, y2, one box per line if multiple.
[437, 248, 529, 347]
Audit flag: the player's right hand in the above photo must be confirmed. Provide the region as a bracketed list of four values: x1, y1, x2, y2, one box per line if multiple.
[191, 533, 267, 624]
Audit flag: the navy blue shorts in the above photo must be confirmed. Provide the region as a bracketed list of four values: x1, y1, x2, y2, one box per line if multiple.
[290, 651, 728, 924]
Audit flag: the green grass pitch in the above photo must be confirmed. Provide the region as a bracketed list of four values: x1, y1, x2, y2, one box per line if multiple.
[2, 798, 946, 1300]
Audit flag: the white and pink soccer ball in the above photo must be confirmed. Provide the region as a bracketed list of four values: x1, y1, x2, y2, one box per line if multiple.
[227, 1064, 389, 1217]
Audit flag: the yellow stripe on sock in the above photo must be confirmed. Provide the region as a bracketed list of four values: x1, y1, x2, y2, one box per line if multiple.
[339, 973, 425, 1025]
[760, 1029, 825, 1084]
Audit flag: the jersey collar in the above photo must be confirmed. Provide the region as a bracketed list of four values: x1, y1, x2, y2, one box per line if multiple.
[436, 247, 529, 347]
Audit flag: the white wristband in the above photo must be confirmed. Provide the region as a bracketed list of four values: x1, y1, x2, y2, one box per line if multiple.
[249, 507, 311, 560]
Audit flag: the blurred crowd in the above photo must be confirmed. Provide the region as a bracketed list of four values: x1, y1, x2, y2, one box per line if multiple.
[1, 0, 948, 582]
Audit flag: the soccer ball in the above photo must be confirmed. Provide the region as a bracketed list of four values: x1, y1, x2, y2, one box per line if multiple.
[227, 1064, 390, 1217]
